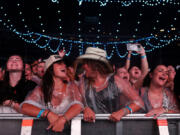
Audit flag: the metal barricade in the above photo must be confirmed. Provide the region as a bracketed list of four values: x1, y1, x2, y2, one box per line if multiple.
[0, 113, 180, 135]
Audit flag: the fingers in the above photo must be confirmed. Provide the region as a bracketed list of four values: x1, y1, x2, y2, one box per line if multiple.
[52, 125, 64, 132]
[84, 113, 95, 122]
[109, 115, 116, 122]
[46, 123, 53, 130]
[47, 122, 64, 132]
[145, 111, 154, 117]
[83, 108, 96, 122]
[109, 113, 120, 122]
[153, 113, 161, 119]
[84, 114, 95, 122]
[145, 110, 162, 119]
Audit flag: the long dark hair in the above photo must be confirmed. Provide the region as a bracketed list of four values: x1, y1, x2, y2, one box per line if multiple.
[42, 60, 65, 104]
[41, 65, 54, 104]
[0, 55, 25, 104]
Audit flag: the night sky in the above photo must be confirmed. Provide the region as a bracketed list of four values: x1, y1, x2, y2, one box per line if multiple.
[0, 0, 179, 68]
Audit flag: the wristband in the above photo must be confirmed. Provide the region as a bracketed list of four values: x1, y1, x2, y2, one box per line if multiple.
[141, 55, 146, 59]
[37, 109, 45, 118]
[125, 106, 133, 114]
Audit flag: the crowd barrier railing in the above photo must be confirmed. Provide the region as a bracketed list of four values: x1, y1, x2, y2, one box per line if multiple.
[0, 113, 180, 135]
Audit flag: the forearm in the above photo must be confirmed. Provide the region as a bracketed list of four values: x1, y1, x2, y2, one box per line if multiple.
[128, 102, 141, 113]
[63, 104, 82, 121]
[125, 52, 131, 70]
[21, 103, 45, 117]
[140, 52, 149, 77]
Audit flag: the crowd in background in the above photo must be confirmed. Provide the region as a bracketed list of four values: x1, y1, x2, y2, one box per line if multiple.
[0, 45, 179, 132]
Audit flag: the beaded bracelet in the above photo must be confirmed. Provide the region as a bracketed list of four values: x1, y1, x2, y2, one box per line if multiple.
[37, 109, 45, 118]
[125, 106, 133, 114]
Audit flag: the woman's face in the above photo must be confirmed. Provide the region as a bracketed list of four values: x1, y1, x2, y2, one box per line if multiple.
[53, 62, 67, 80]
[150, 65, 168, 87]
[7, 55, 23, 71]
[129, 66, 141, 79]
[117, 67, 129, 81]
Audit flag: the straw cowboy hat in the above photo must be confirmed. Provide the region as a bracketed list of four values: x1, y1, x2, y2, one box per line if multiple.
[77, 47, 113, 72]
[44, 55, 63, 71]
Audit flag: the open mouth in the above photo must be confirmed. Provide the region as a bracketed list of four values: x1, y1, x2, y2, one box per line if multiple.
[61, 69, 66, 72]
[135, 71, 139, 74]
[159, 76, 166, 81]
[123, 76, 128, 80]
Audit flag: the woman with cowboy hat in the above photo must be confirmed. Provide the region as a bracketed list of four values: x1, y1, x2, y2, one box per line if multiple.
[21, 55, 83, 132]
[75, 47, 144, 122]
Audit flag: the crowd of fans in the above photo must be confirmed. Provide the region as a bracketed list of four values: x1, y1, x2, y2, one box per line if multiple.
[0, 45, 179, 132]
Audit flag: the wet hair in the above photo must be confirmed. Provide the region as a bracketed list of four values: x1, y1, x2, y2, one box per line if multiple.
[41, 60, 65, 104]
[82, 59, 113, 76]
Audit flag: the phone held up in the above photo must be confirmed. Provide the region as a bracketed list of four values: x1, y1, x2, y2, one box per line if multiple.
[126, 43, 141, 52]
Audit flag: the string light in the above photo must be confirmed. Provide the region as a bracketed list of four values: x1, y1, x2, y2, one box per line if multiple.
[0, 1, 179, 59]
[77, 0, 180, 6]
[5, 28, 178, 58]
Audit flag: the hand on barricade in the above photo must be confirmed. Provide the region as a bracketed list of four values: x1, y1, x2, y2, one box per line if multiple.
[46, 111, 59, 129]
[145, 107, 166, 119]
[109, 109, 124, 122]
[47, 115, 66, 132]
[83, 107, 96, 123]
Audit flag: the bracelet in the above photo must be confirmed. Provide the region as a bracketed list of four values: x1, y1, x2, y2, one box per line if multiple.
[125, 106, 133, 114]
[45, 110, 51, 118]
[37, 109, 45, 118]
[141, 55, 146, 59]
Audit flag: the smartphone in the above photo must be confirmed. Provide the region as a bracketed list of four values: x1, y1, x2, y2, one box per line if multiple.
[126, 43, 141, 52]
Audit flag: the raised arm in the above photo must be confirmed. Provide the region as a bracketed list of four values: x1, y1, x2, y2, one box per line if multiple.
[134, 46, 149, 90]
[125, 51, 132, 70]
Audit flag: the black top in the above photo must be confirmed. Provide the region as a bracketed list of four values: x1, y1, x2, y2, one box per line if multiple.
[0, 79, 37, 104]
[84, 75, 121, 114]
